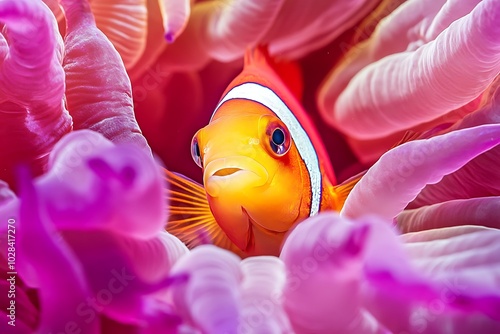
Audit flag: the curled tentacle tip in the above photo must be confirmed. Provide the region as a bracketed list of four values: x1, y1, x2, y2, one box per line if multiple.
[87, 157, 136, 188]
[166, 272, 190, 287]
[119, 165, 137, 188]
[343, 223, 370, 258]
[164, 31, 175, 43]
[87, 157, 115, 180]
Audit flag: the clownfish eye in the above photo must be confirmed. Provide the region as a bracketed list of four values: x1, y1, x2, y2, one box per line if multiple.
[191, 136, 202, 167]
[272, 128, 285, 146]
[268, 124, 291, 156]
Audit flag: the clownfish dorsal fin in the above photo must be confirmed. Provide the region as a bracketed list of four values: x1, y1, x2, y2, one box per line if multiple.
[244, 45, 304, 100]
[244, 45, 272, 67]
[164, 168, 241, 254]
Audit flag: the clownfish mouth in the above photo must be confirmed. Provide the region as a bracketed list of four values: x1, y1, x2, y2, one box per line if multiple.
[213, 167, 242, 177]
[203, 156, 269, 197]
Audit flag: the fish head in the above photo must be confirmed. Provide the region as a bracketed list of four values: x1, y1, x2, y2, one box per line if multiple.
[191, 99, 311, 254]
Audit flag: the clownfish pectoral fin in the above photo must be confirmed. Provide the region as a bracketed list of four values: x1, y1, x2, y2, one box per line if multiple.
[331, 171, 366, 210]
[164, 169, 236, 251]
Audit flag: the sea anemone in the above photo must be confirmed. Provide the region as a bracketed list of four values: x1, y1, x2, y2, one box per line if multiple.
[1, 0, 499, 333]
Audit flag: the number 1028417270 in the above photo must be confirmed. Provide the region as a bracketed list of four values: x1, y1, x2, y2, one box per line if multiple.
[6, 218, 17, 327]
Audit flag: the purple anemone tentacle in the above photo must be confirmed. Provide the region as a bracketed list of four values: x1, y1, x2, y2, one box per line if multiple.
[397, 197, 500, 233]
[410, 87, 500, 207]
[17, 166, 99, 333]
[169, 245, 242, 333]
[158, 0, 190, 43]
[341, 124, 500, 220]
[0, 0, 71, 187]
[60, 0, 151, 154]
[332, 0, 500, 139]
[280, 213, 390, 334]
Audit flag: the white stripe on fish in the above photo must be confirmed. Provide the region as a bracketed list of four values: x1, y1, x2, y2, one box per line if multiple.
[212, 82, 322, 216]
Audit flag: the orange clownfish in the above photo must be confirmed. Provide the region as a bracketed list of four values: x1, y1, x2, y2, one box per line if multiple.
[165, 47, 360, 258]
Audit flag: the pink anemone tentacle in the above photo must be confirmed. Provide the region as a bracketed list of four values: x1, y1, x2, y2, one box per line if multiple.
[60, 0, 151, 154]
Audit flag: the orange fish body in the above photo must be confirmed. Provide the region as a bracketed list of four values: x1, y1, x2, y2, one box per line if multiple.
[166, 48, 358, 257]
